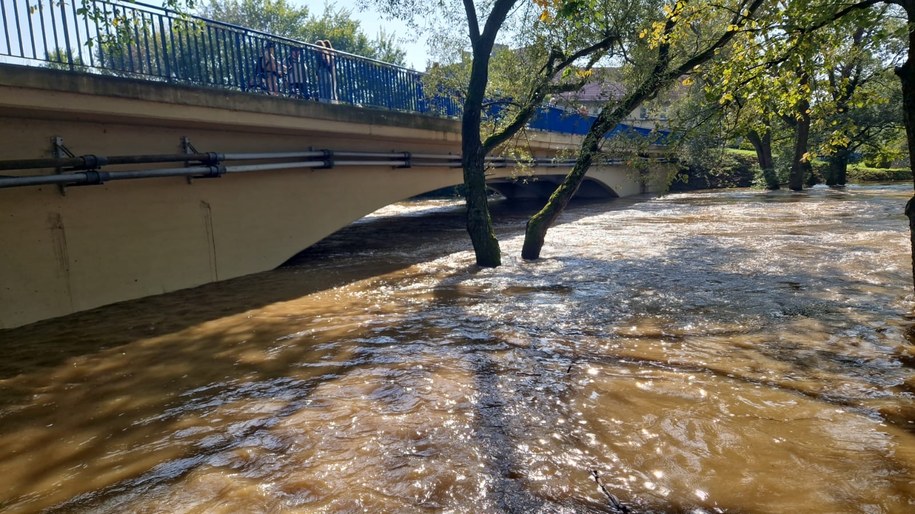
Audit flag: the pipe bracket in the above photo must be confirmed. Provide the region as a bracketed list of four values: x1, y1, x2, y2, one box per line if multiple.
[396, 151, 412, 169]
[317, 150, 334, 169]
[53, 136, 75, 195]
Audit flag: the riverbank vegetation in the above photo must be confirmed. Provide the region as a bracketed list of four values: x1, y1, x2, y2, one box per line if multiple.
[846, 164, 912, 182]
[671, 149, 910, 191]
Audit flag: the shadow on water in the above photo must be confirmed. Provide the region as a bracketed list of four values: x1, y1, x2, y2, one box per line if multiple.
[411, 255, 874, 512]
[401, 190, 915, 511]
[2, 187, 914, 512]
[0, 195, 650, 381]
[0, 195, 657, 512]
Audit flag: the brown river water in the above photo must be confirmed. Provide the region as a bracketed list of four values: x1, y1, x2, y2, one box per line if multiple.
[1, 184, 915, 513]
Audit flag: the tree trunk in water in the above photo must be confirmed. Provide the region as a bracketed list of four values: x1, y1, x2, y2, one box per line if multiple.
[826, 150, 849, 186]
[462, 144, 501, 267]
[837, 157, 848, 185]
[789, 98, 811, 191]
[522, 106, 628, 260]
[520, 0, 765, 260]
[895, 2, 915, 293]
[459, 9, 509, 268]
[521, 134, 600, 260]
[747, 129, 778, 189]
[804, 160, 817, 187]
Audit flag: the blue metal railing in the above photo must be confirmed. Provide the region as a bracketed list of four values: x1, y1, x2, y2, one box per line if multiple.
[0, 0, 459, 113]
[0, 0, 664, 140]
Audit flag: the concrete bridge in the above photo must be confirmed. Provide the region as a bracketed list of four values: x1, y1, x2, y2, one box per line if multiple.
[0, 65, 668, 329]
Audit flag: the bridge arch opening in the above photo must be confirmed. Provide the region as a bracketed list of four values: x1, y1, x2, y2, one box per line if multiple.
[486, 176, 618, 200]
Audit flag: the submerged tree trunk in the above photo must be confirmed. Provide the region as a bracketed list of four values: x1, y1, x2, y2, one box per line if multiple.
[462, 54, 501, 267]
[826, 149, 850, 186]
[747, 128, 778, 189]
[520, 127, 602, 260]
[458, 13, 620, 267]
[789, 75, 812, 191]
[520, 0, 764, 260]
[462, 147, 501, 267]
[788, 116, 811, 191]
[457, 0, 520, 268]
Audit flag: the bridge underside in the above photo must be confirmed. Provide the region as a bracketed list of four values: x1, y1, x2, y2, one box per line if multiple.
[0, 65, 668, 328]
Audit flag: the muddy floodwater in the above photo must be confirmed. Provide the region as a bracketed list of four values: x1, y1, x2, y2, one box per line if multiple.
[1, 185, 915, 513]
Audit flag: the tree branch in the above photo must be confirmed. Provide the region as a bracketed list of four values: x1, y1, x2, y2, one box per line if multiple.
[480, 0, 519, 47]
[797, 0, 887, 35]
[482, 33, 620, 153]
[463, 0, 480, 43]
[670, 0, 766, 80]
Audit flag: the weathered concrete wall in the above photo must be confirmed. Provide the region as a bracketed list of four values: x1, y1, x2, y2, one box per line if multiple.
[0, 65, 667, 328]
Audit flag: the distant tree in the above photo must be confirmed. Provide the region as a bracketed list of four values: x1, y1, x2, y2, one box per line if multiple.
[305, 5, 406, 64]
[44, 49, 86, 71]
[698, 1, 828, 191]
[860, 124, 908, 168]
[812, 11, 905, 185]
[200, 0, 405, 64]
[668, 2, 902, 190]
[86, 11, 238, 87]
[201, 0, 309, 38]
[71, 0, 255, 85]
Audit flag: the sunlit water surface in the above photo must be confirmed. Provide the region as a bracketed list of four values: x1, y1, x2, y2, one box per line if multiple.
[2, 185, 915, 513]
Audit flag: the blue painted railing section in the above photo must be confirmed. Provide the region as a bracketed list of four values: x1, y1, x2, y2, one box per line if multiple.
[0, 0, 662, 140]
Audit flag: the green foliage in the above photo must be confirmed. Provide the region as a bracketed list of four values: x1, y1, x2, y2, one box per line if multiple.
[671, 148, 757, 191]
[44, 48, 86, 70]
[200, 0, 405, 63]
[862, 129, 908, 167]
[201, 0, 307, 37]
[755, 166, 783, 189]
[670, 1, 905, 190]
[847, 164, 912, 182]
[809, 13, 904, 162]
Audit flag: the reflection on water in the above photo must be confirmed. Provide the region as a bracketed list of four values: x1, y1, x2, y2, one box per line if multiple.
[1, 185, 915, 513]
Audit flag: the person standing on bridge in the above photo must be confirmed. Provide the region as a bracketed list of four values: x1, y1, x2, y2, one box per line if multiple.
[259, 42, 282, 96]
[316, 40, 338, 103]
[285, 47, 310, 99]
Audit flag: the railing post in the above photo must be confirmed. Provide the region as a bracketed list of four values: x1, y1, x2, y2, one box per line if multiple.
[234, 31, 244, 89]
[158, 12, 171, 81]
[60, 0, 74, 70]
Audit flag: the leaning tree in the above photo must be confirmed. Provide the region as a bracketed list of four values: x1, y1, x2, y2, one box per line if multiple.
[522, 0, 767, 259]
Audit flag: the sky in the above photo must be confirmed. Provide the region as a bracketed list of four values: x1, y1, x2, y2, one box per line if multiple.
[295, 1, 431, 70]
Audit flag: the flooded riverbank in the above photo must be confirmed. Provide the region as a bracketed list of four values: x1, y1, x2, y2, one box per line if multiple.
[1, 185, 914, 512]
